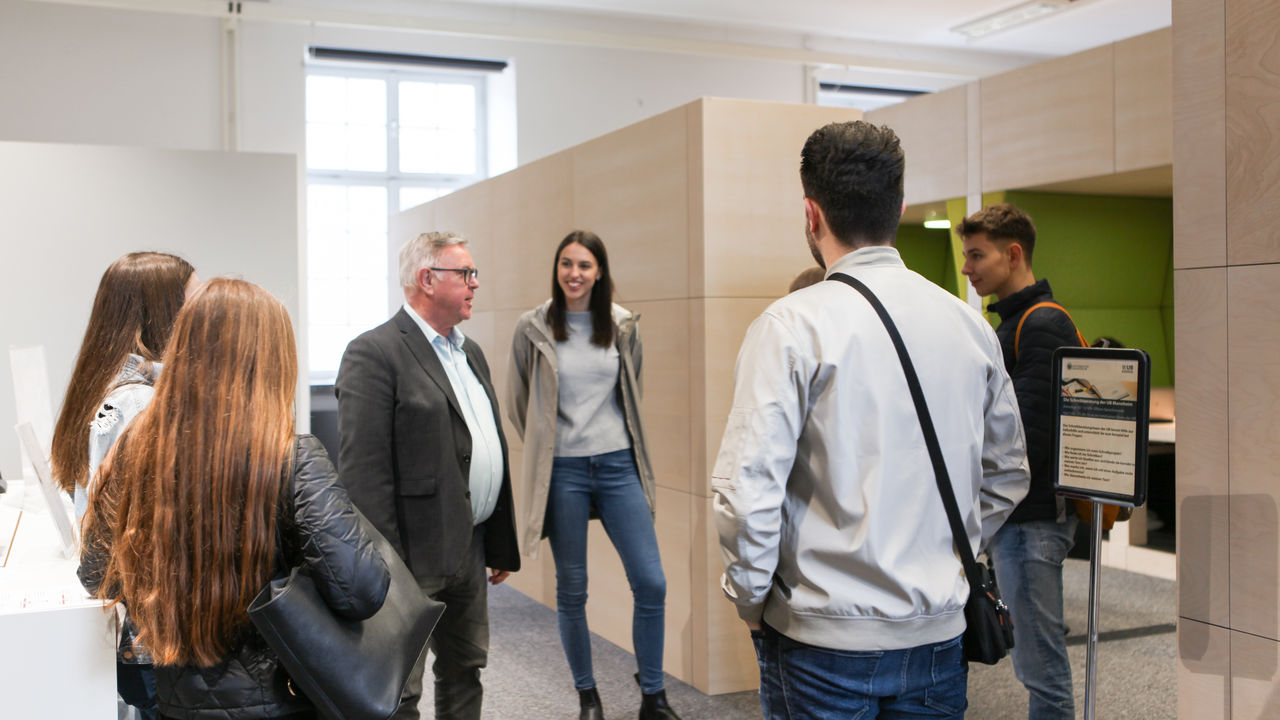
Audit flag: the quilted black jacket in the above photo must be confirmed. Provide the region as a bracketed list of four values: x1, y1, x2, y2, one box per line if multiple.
[81, 434, 390, 719]
[988, 279, 1084, 524]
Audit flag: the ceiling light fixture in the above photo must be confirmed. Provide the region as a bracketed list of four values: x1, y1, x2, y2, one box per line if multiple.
[951, 0, 1078, 39]
[923, 210, 951, 230]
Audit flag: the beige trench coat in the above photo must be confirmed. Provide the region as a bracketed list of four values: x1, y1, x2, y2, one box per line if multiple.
[506, 300, 655, 557]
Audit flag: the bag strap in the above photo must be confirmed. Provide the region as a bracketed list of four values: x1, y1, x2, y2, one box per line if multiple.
[1014, 301, 1088, 358]
[827, 273, 983, 585]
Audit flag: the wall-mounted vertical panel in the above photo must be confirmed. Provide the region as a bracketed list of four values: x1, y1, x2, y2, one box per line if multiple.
[1116, 28, 1173, 172]
[1225, 1, 1280, 265]
[484, 153, 575, 312]
[1175, 268, 1231, 627]
[572, 105, 690, 303]
[1227, 264, 1280, 642]
[700, 99, 859, 298]
[1231, 631, 1280, 718]
[1178, 619, 1231, 720]
[981, 45, 1115, 191]
[1172, 0, 1227, 269]
[865, 86, 967, 206]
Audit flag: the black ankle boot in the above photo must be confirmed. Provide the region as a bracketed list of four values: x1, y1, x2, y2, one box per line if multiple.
[579, 686, 604, 720]
[635, 674, 682, 720]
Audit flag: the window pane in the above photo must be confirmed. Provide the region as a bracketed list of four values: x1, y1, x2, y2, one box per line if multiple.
[399, 81, 437, 128]
[309, 276, 351, 325]
[347, 276, 389, 329]
[306, 76, 346, 123]
[347, 232, 389, 280]
[306, 123, 346, 170]
[436, 84, 476, 130]
[309, 323, 357, 376]
[398, 126, 435, 173]
[307, 184, 346, 231]
[399, 186, 449, 211]
[435, 129, 476, 175]
[346, 186, 388, 235]
[346, 78, 387, 125]
[346, 124, 387, 172]
[307, 227, 346, 278]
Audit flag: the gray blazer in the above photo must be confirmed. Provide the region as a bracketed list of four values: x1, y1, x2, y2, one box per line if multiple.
[335, 308, 520, 579]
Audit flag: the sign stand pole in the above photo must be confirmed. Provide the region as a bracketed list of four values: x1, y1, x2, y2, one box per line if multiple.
[1083, 501, 1104, 720]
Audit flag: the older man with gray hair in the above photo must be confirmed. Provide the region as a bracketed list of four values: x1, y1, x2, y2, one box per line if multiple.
[336, 231, 520, 720]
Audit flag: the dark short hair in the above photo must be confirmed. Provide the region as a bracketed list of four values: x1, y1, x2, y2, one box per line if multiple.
[799, 121, 905, 247]
[956, 203, 1037, 265]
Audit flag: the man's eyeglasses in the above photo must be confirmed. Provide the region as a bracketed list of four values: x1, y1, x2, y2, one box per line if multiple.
[430, 267, 479, 283]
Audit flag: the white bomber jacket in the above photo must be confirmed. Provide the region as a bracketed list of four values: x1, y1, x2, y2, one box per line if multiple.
[712, 246, 1029, 651]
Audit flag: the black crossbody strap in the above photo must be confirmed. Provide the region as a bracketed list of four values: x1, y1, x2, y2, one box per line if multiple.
[827, 272, 981, 583]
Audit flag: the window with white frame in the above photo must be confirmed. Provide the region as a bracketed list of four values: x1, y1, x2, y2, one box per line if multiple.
[305, 50, 500, 381]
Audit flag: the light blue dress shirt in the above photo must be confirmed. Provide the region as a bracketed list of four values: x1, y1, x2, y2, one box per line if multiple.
[403, 304, 503, 525]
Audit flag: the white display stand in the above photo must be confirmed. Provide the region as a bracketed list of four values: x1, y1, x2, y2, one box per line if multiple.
[0, 479, 115, 718]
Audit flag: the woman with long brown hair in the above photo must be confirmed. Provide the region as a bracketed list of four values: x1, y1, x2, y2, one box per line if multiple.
[51, 251, 197, 522]
[79, 277, 390, 720]
[51, 251, 195, 720]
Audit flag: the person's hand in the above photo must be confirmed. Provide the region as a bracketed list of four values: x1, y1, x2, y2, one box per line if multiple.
[744, 620, 762, 632]
[489, 569, 511, 585]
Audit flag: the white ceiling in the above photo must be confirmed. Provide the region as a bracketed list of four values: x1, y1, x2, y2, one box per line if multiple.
[436, 0, 1171, 58]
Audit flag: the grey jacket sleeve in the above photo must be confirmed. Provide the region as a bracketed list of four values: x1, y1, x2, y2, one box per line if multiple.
[978, 329, 1032, 547]
[507, 317, 532, 439]
[292, 435, 390, 621]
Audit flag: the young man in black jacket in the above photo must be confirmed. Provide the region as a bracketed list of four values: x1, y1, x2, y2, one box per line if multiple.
[959, 203, 1080, 720]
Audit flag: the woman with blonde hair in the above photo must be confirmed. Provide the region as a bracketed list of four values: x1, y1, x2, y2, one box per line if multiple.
[80, 277, 389, 720]
[509, 231, 680, 720]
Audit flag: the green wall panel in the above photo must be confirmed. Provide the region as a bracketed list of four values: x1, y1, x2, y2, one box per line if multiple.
[895, 224, 952, 293]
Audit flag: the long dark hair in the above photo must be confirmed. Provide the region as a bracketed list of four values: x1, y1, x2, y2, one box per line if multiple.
[84, 278, 297, 667]
[548, 230, 614, 348]
[51, 252, 194, 494]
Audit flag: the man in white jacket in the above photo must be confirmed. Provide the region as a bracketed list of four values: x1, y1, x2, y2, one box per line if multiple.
[713, 120, 1030, 719]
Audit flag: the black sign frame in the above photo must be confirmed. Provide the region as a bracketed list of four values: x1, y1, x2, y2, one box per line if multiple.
[1051, 347, 1150, 508]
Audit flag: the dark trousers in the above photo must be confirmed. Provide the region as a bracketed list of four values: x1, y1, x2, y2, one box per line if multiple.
[396, 525, 490, 720]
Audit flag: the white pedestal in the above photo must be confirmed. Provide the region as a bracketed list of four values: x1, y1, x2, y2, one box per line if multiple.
[0, 480, 116, 719]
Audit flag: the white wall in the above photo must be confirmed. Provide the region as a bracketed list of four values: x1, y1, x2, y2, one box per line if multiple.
[0, 141, 299, 481]
[0, 1, 804, 164]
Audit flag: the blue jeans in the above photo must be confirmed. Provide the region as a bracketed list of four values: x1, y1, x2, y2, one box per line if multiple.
[988, 516, 1078, 720]
[752, 624, 967, 719]
[547, 449, 667, 694]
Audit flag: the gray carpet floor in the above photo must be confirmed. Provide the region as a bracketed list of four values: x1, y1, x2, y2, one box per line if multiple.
[417, 557, 1176, 719]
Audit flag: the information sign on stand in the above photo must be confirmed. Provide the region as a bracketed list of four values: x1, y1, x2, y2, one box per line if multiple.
[1052, 347, 1150, 720]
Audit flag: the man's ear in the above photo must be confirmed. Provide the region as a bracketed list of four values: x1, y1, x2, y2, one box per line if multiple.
[1006, 241, 1025, 268]
[418, 267, 433, 295]
[804, 197, 821, 234]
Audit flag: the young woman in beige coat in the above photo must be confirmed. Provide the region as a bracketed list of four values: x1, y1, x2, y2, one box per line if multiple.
[508, 230, 680, 720]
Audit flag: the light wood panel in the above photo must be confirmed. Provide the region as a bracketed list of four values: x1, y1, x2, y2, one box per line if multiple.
[626, 299, 693, 494]
[1178, 619, 1231, 720]
[1231, 631, 1280, 718]
[700, 98, 859, 298]
[699, 297, 776, 496]
[981, 45, 1115, 191]
[1228, 265, 1280, 641]
[1172, 0, 1226, 269]
[572, 104, 690, 303]
[1115, 28, 1173, 172]
[485, 151, 575, 313]
[692, 493, 759, 694]
[865, 85, 967, 206]
[1175, 268, 1230, 627]
[1225, 1, 1280, 265]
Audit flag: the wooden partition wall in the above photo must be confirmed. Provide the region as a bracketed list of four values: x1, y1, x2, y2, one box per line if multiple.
[389, 98, 860, 694]
[1173, 1, 1280, 717]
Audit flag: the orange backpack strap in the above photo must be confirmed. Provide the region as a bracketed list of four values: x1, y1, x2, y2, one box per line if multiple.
[1013, 301, 1088, 358]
